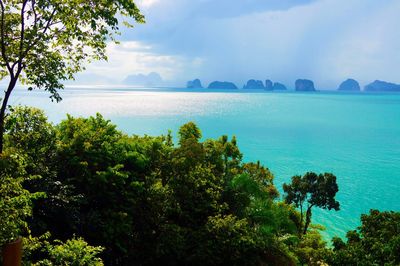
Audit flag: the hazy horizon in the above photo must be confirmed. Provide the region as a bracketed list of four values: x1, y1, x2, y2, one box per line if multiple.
[4, 0, 400, 89]
[62, 0, 400, 88]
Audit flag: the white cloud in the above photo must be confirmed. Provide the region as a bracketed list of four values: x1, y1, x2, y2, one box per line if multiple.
[76, 0, 400, 88]
[117, 41, 152, 52]
[75, 41, 205, 85]
[137, 0, 160, 9]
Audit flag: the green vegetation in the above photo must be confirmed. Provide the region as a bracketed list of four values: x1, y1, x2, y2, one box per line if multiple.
[0, 0, 144, 152]
[0, 106, 399, 265]
[327, 210, 400, 266]
[283, 172, 340, 236]
[23, 235, 105, 266]
[0, 152, 43, 246]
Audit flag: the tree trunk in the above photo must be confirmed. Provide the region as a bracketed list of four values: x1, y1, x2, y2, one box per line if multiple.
[298, 203, 303, 236]
[0, 106, 6, 153]
[303, 207, 312, 235]
[0, 78, 17, 153]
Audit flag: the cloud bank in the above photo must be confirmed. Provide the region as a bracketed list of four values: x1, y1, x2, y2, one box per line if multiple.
[78, 0, 400, 89]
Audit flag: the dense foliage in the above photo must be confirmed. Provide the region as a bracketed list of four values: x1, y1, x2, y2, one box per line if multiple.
[23, 235, 105, 266]
[0, 106, 399, 265]
[283, 172, 340, 236]
[327, 210, 400, 266]
[2, 106, 300, 265]
[0, 152, 43, 246]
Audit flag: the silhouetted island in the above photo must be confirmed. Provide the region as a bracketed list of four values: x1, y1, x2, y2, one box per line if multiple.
[123, 72, 163, 87]
[208, 81, 238, 90]
[265, 80, 273, 91]
[187, 79, 203, 88]
[243, 79, 265, 89]
[364, 80, 400, 92]
[338, 79, 360, 91]
[265, 80, 287, 91]
[295, 79, 316, 91]
[273, 82, 287, 90]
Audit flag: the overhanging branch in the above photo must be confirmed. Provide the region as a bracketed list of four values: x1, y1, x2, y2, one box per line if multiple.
[0, 1, 12, 78]
[20, 8, 57, 61]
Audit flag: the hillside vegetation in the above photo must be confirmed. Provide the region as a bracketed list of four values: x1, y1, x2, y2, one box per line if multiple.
[1, 106, 398, 266]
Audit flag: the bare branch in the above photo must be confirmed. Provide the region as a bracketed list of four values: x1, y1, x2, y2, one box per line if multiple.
[35, 19, 62, 32]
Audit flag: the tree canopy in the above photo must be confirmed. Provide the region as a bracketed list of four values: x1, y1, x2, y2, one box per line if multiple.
[1, 106, 398, 265]
[328, 210, 400, 266]
[2, 106, 301, 265]
[0, 0, 144, 152]
[283, 172, 340, 235]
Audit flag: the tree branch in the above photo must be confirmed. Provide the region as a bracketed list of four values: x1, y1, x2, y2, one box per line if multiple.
[21, 8, 57, 61]
[0, 1, 12, 78]
[299, 198, 304, 236]
[20, 0, 28, 57]
[32, 0, 38, 29]
[14, 0, 28, 77]
[8, 0, 29, 76]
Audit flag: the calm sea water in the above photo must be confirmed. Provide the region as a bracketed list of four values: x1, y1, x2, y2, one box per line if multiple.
[11, 87, 400, 240]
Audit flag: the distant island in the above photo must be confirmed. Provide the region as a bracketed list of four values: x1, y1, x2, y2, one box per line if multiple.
[208, 81, 238, 90]
[269, 81, 287, 91]
[187, 79, 287, 91]
[187, 79, 203, 88]
[243, 79, 265, 89]
[364, 80, 400, 92]
[183, 78, 400, 92]
[242, 79, 288, 91]
[338, 79, 361, 91]
[123, 72, 163, 87]
[295, 79, 316, 91]
[265, 80, 273, 90]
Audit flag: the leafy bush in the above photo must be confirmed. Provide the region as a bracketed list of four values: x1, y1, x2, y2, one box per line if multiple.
[43, 238, 104, 266]
[22, 235, 104, 266]
[0, 152, 44, 246]
[327, 210, 400, 266]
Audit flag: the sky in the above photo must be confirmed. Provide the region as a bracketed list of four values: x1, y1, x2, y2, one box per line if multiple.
[75, 0, 400, 89]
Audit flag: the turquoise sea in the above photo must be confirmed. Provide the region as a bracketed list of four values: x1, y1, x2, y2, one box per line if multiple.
[12, 87, 400, 240]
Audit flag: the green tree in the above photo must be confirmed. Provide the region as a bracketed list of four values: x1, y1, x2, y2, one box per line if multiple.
[178, 121, 202, 145]
[54, 119, 300, 264]
[293, 225, 329, 266]
[3, 109, 312, 265]
[43, 237, 104, 266]
[283, 172, 340, 236]
[3, 106, 73, 239]
[53, 113, 174, 264]
[327, 210, 400, 266]
[0, 0, 144, 152]
[23, 234, 104, 266]
[4, 106, 56, 180]
[202, 135, 242, 182]
[0, 151, 45, 246]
